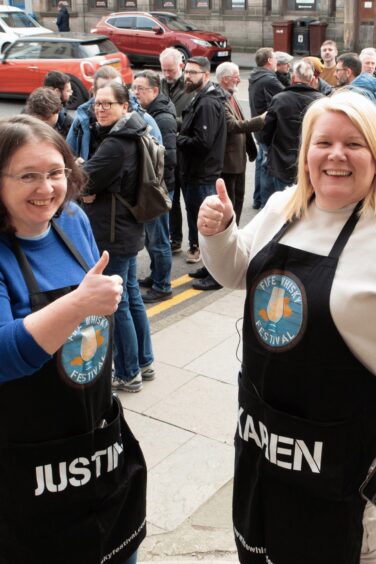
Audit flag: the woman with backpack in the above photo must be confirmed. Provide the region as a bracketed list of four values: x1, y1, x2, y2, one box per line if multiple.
[82, 82, 155, 393]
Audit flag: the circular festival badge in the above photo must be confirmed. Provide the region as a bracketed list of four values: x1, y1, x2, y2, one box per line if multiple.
[59, 315, 110, 385]
[251, 270, 307, 352]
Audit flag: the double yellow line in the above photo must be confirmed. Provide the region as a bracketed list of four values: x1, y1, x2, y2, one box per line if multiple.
[146, 274, 202, 318]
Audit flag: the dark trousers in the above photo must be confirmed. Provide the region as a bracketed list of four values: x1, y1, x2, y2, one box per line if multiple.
[222, 171, 245, 225]
[183, 182, 216, 249]
[169, 180, 183, 243]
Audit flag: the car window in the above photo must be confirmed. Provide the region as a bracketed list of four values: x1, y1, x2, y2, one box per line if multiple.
[108, 16, 135, 29]
[5, 41, 42, 59]
[135, 16, 157, 31]
[38, 42, 76, 58]
[0, 23, 5, 33]
[154, 14, 198, 31]
[78, 39, 118, 57]
[0, 12, 38, 28]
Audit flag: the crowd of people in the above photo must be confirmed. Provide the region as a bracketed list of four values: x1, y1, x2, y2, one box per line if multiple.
[1, 39, 376, 563]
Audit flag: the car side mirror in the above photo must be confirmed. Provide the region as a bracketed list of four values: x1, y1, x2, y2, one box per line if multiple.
[152, 26, 163, 34]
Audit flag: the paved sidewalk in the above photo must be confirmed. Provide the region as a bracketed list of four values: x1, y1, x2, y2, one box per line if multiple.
[117, 288, 245, 561]
[232, 50, 256, 70]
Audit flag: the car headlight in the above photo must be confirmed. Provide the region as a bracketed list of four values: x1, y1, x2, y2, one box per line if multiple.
[192, 39, 211, 47]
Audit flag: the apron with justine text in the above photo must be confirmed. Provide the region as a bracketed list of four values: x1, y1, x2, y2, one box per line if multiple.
[0, 221, 147, 564]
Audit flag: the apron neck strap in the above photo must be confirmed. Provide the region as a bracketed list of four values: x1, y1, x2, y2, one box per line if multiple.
[11, 219, 90, 297]
[328, 201, 363, 259]
[272, 198, 363, 260]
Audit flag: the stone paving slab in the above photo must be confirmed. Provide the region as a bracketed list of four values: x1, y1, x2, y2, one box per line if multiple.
[147, 435, 234, 532]
[144, 375, 237, 445]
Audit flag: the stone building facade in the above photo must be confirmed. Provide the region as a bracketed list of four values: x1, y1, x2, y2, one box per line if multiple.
[23, 0, 376, 54]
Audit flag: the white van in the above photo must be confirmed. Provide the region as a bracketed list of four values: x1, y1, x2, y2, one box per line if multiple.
[0, 5, 52, 53]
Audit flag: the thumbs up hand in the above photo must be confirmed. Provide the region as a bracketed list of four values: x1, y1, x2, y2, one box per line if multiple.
[198, 178, 234, 236]
[75, 251, 123, 317]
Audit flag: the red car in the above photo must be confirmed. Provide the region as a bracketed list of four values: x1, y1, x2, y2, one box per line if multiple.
[91, 11, 231, 66]
[0, 33, 133, 109]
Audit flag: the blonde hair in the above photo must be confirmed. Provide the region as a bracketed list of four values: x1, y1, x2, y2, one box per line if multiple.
[285, 90, 376, 221]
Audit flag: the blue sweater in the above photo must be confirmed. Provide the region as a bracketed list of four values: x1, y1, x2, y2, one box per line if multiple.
[0, 203, 99, 383]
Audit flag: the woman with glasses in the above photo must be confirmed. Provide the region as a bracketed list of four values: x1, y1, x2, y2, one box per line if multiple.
[197, 91, 376, 563]
[0, 115, 146, 563]
[82, 81, 155, 393]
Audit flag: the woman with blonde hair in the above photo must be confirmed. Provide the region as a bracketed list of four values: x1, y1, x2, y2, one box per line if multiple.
[197, 91, 376, 563]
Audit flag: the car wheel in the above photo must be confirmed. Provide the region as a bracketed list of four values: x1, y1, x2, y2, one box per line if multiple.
[66, 77, 89, 110]
[1, 42, 11, 54]
[175, 47, 189, 65]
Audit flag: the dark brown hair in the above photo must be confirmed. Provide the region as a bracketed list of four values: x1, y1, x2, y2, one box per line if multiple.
[25, 87, 62, 119]
[0, 115, 87, 233]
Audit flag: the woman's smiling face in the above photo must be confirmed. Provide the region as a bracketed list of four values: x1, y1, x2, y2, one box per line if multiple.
[306, 111, 376, 209]
[1, 139, 66, 237]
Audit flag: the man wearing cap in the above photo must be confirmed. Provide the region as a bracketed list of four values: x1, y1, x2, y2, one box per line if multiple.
[262, 60, 323, 193]
[304, 57, 333, 95]
[275, 52, 293, 87]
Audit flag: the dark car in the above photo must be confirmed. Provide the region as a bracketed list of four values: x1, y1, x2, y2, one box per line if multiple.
[0, 32, 133, 109]
[91, 11, 231, 65]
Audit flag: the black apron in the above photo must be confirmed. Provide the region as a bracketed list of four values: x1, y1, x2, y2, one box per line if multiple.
[0, 221, 147, 564]
[234, 202, 376, 564]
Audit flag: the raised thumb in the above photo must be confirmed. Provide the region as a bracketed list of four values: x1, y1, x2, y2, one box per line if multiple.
[90, 251, 109, 275]
[216, 178, 230, 204]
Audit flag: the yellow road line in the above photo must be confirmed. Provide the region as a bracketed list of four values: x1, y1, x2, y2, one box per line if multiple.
[171, 274, 192, 288]
[147, 288, 202, 318]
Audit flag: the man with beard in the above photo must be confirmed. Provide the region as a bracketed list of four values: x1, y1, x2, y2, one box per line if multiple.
[320, 40, 338, 87]
[177, 56, 226, 290]
[160, 47, 195, 257]
[335, 53, 361, 87]
[216, 62, 265, 224]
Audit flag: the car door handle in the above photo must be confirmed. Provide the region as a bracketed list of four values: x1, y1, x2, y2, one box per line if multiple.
[27, 65, 39, 69]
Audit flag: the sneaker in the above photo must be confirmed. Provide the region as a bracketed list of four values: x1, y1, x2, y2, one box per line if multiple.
[186, 247, 201, 263]
[141, 364, 156, 381]
[170, 241, 182, 254]
[138, 276, 153, 288]
[112, 374, 143, 393]
[142, 288, 172, 303]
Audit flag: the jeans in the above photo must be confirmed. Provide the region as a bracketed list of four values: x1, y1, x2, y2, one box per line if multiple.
[183, 182, 216, 248]
[272, 175, 290, 193]
[259, 143, 277, 207]
[145, 193, 173, 293]
[105, 254, 153, 381]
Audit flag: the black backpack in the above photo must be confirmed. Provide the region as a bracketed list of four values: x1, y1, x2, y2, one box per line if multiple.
[115, 133, 172, 224]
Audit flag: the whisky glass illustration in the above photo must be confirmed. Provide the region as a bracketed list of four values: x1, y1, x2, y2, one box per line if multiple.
[266, 287, 285, 333]
[80, 326, 97, 370]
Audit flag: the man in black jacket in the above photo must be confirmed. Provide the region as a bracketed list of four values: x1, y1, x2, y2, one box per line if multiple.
[262, 60, 324, 191]
[160, 47, 195, 255]
[133, 70, 177, 303]
[177, 56, 226, 291]
[248, 47, 284, 208]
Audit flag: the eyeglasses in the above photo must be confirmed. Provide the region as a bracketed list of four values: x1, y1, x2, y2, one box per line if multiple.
[3, 168, 71, 185]
[93, 101, 121, 110]
[132, 86, 153, 92]
[224, 74, 240, 80]
[335, 67, 347, 73]
[183, 70, 205, 76]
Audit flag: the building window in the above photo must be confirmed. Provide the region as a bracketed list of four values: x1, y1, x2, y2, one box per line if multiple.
[224, 0, 246, 8]
[153, 0, 177, 8]
[120, 0, 138, 8]
[189, 0, 211, 9]
[287, 0, 317, 9]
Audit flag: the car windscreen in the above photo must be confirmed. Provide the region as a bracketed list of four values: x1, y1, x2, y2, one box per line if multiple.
[156, 15, 199, 31]
[1, 12, 39, 28]
[78, 39, 118, 57]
